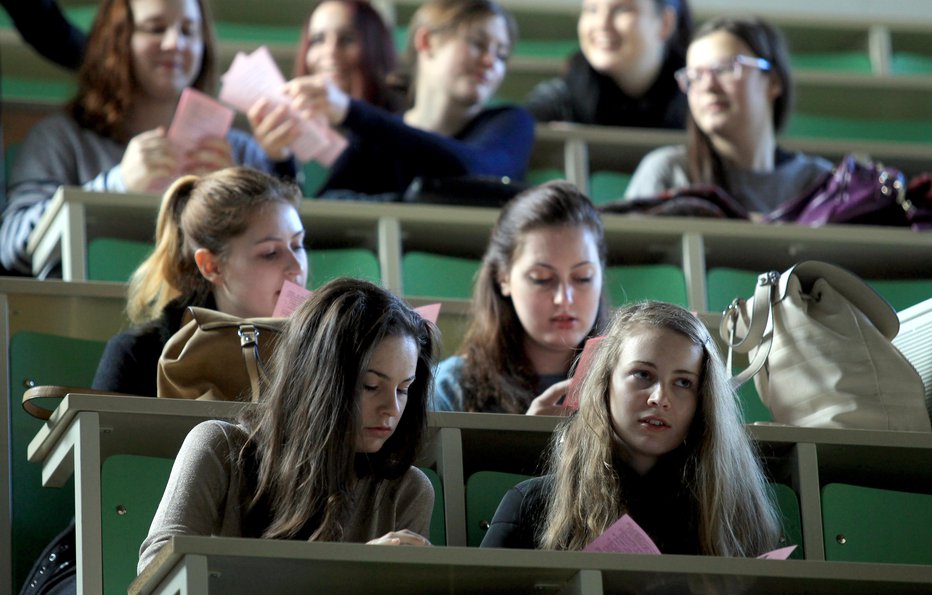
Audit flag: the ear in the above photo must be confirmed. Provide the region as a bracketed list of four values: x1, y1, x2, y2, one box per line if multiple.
[412, 25, 435, 57]
[194, 248, 223, 286]
[658, 7, 677, 43]
[498, 271, 512, 297]
[767, 71, 783, 102]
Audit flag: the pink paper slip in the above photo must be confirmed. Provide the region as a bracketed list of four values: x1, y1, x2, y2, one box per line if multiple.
[757, 545, 797, 560]
[563, 336, 605, 410]
[584, 514, 662, 554]
[413, 303, 441, 324]
[167, 88, 234, 155]
[272, 280, 312, 318]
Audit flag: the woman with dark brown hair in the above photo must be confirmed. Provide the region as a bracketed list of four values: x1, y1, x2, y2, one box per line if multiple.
[138, 278, 438, 573]
[432, 181, 608, 415]
[0, 0, 297, 275]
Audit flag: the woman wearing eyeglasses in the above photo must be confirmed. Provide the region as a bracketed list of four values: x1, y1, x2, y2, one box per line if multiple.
[624, 16, 832, 214]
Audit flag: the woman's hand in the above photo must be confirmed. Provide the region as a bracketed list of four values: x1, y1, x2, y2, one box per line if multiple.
[247, 97, 300, 161]
[284, 75, 350, 126]
[525, 379, 574, 417]
[120, 127, 181, 192]
[183, 136, 235, 176]
[367, 529, 431, 546]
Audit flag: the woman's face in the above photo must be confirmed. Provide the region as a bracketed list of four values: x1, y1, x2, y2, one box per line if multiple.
[684, 30, 780, 143]
[130, 0, 204, 101]
[206, 202, 308, 319]
[578, 0, 670, 79]
[499, 225, 603, 368]
[418, 14, 511, 108]
[356, 334, 418, 453]
[305, 1, 366, 98]
[608, 325, 702, 475]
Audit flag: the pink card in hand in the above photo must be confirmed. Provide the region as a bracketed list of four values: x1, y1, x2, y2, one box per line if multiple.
[563, 336, 604, 410]
[168, 88, 234, 155]
[584, 514, 661, 554]
[414, 303, 441, 324]
[272, 279, 312, 318]
[757, 545, 797, 560]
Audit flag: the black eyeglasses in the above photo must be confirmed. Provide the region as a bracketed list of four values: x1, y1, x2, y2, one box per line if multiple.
[674, 55, 772, 93]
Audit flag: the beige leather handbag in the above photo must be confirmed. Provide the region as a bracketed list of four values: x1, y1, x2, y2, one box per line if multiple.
[720, 261, 930, 431]
[157, 307, 284, 402]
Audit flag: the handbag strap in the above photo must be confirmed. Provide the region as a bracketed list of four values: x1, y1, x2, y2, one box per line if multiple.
[22, 386, 131, 420]
[238, 324, 262, 403]
[720, 271, 780, 391]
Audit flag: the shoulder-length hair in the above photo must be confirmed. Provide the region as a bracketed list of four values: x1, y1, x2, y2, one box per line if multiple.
[292, 0, 399, 111]
[68, 0, 217, 141]
[126, 167, 302, 325]
[540, 301, 781, 556]
[458, 181, 608, 413]
[685, 16, 793, 189]
[241, 278, 438, 541]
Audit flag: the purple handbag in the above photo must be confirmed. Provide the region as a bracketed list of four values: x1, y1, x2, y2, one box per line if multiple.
[766, 155, 914, 227]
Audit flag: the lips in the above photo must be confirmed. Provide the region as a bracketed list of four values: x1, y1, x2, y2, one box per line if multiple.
[639, 416, 670, 429]
[365, 426, 393, 437]
[551, 314, 577, 330]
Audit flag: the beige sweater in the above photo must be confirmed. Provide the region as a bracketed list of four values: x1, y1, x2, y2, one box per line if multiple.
[138, 420, 434, 573]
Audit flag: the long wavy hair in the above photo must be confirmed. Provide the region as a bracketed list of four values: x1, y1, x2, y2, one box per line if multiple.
[685, 16, 792, 189]
[540, 301, 781, 555]
[240, 278, 438, 540]
[458, 181, 608, 413]
[68, 0, 217, 141]
[126, 167, 302, 325]
[292, 0, 399, 110]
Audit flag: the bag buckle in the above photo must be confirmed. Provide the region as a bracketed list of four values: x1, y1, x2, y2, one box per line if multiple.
[758, 270, 780, 288]
[238, 324, 259, 348]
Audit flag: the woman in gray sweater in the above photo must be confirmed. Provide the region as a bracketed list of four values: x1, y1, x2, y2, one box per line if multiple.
[138, 278, 439, 573]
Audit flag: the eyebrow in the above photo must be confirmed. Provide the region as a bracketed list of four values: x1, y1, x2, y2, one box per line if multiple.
[532, 261, 596, 270]
[631, 360, 699, 377]
[367, 369, 417, 382]
[253, 230, 305, 245]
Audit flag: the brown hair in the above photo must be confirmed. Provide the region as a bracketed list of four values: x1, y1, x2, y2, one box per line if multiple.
[292, 0, 399, 110]
[685, 16, 793, 189]
[241, 278, 439, 540]
[126, 167, 302, 325]
[68, 0, 217, 141]
[458, 181, 608, 413]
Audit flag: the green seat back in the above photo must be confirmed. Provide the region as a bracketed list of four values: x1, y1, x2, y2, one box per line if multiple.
[526, 168, 565, 187]
[792, 52, 871, 73]
[101, 455, 174, 594]
[787, 113, 932, 144]
[513, 39, 578, 60]
[465, 471, 532, 547]
[589, 171, 631, 205]
[309, 248, 381, 288]
[402, 252, 479, 299]
[771, 483, 804, 559]
[892, 52, 932, 75]
[735, 375, 773, 424]
[9, 332, 105, 593]
[88, 238, 153, 283]
[822, 483, 932, 564]
[866, 279, 932, 312]
[419, 467, 446, 546]
[604, 264, 687, 307]
[303, 161, 330, 197]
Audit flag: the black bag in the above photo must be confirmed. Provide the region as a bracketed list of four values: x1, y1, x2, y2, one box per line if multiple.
[600, 185, 750, 219]
[401, 175, 528, 208]
[19, 518, 76, 595]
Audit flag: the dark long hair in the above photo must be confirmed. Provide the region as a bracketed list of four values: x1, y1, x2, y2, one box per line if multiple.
[459, 181, 608, 413]
[241, 278, 438, 540]
[686, 16, 793, 188]
[68, 0, 217, 141]
[292, 0, 399, 111]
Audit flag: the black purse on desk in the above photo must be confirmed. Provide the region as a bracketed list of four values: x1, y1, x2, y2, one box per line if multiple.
[401, 175, 528, 208]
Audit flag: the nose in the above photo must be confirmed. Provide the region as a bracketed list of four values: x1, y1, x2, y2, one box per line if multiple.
[285, 247, 306, 282]
[553, 282, 574, 306]
[381, 390, 403, 418]
[647, 384, 671, 409]
[161, 25, 181, 50]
